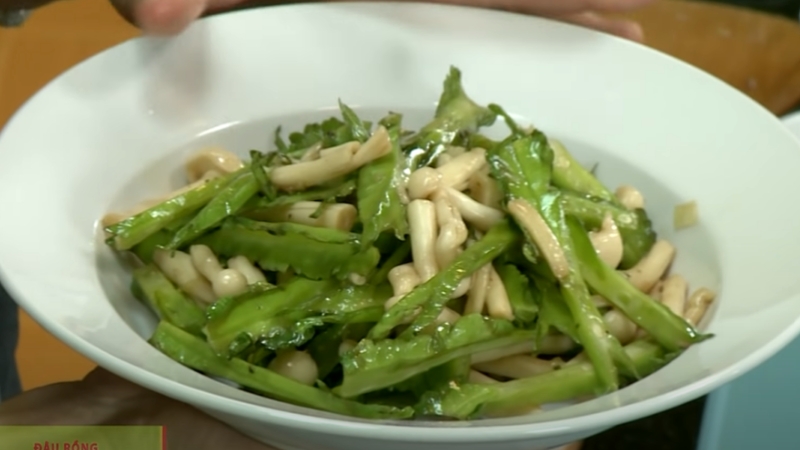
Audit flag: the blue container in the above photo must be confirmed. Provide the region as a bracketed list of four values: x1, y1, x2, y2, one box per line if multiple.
[697, 334, 800, 450]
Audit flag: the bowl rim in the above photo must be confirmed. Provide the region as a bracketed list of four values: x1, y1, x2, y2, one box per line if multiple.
[4, 1, 800, 442]
[695, 111, 800, 450]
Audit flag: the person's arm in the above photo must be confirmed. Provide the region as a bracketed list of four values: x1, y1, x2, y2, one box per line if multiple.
[0, 367, 276, 450]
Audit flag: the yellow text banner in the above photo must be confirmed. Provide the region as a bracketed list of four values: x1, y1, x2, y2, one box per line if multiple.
[0, 426, 164, 450]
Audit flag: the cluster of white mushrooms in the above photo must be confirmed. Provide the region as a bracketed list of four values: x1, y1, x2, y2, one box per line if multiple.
[392, 142, 716, 383]
[387, 146, 511, 329]
[103, 127, 716, 386]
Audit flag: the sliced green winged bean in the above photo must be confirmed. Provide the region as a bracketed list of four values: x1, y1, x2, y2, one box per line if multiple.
[167, 172, 260, 249]
[488, 133, 628, 392]
[566, 216, 708, 351]
[151, 321, 413, 419]
[105, 169, 243, 251]
[358, 124, 409, 248]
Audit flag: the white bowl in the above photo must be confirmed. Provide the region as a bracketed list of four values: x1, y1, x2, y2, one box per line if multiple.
[2, 3, 800, 450]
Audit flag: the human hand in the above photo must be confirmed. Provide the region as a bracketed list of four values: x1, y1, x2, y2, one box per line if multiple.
[2, 0, 653, 41]
[113, 0, 655, 40]
[0, 367, 274, 450]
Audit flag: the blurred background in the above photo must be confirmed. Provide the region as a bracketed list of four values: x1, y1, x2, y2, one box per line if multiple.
[1, 0, 800, 448]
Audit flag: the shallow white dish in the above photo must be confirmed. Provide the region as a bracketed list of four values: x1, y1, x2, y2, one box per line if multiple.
[2, 3, 800, 450]
[695, 110, 800, 450]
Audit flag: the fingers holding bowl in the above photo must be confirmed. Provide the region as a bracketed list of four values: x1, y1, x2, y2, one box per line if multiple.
[108, 0, 246, 35]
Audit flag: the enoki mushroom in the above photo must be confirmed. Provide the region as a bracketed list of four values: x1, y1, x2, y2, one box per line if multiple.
[153, 245, 265, 305]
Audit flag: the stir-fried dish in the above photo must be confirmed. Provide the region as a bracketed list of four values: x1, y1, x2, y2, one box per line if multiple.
[101, 67, 716, 421]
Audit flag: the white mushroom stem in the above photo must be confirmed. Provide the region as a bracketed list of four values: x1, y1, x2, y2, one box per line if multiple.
[469, 370, 499, 384]
[588, 214, 624, 269]
[270, 128, 392, 191]
[603, 309, 637, 345]
[486, 267, 514, 321]
[101, 170, 221, 228]
[436, 307, 461, 325]
[684, 288, 716, 326]
[399, 193, 469, 319]
[408, 199, 439, 282]
[211, 269, 249, 298]
[267, 350, 319, 386]
[348, 273, 367, 286]
[189, 244, 225, 281]
[615, 185, 645, 210]
[445, 187, 504, 232]
[464, 264, 492, 314]
[317, 140, 358, 160]
[227, 256, 267, 285]
[189, 245, 248, 298]
[451, 277, 472, 299]
[250, 202, 357, 232]
[407, 167, 442, 200]
[445, 146, 467, 159]
[407, 148, 487, 200]
[352, 126, 393, 167]
[436, 148, 487, 190]
[385, 263, 422, 310]
[507, 199, 570, 280]
[472, 355, 561, 379]
[268, 151, 353, 192]
[184, 147, 243, 182]
[153, 249, 216, 304]
[468, 171, 504, 210]
[384, 264, 426, 325]
[660, 274, 687, 317]
[432, 190, 468, 268]
[621, 240, 676, 293]
[471, 341, 534, 365]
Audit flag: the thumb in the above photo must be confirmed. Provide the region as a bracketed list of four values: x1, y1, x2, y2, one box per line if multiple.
[110, 0, 208, 35]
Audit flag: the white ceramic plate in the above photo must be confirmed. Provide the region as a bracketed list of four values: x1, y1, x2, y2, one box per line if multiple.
[2, 3, 800, 450]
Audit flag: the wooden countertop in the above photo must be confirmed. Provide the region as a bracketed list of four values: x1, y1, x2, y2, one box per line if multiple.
[2, 0, 800, 391]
